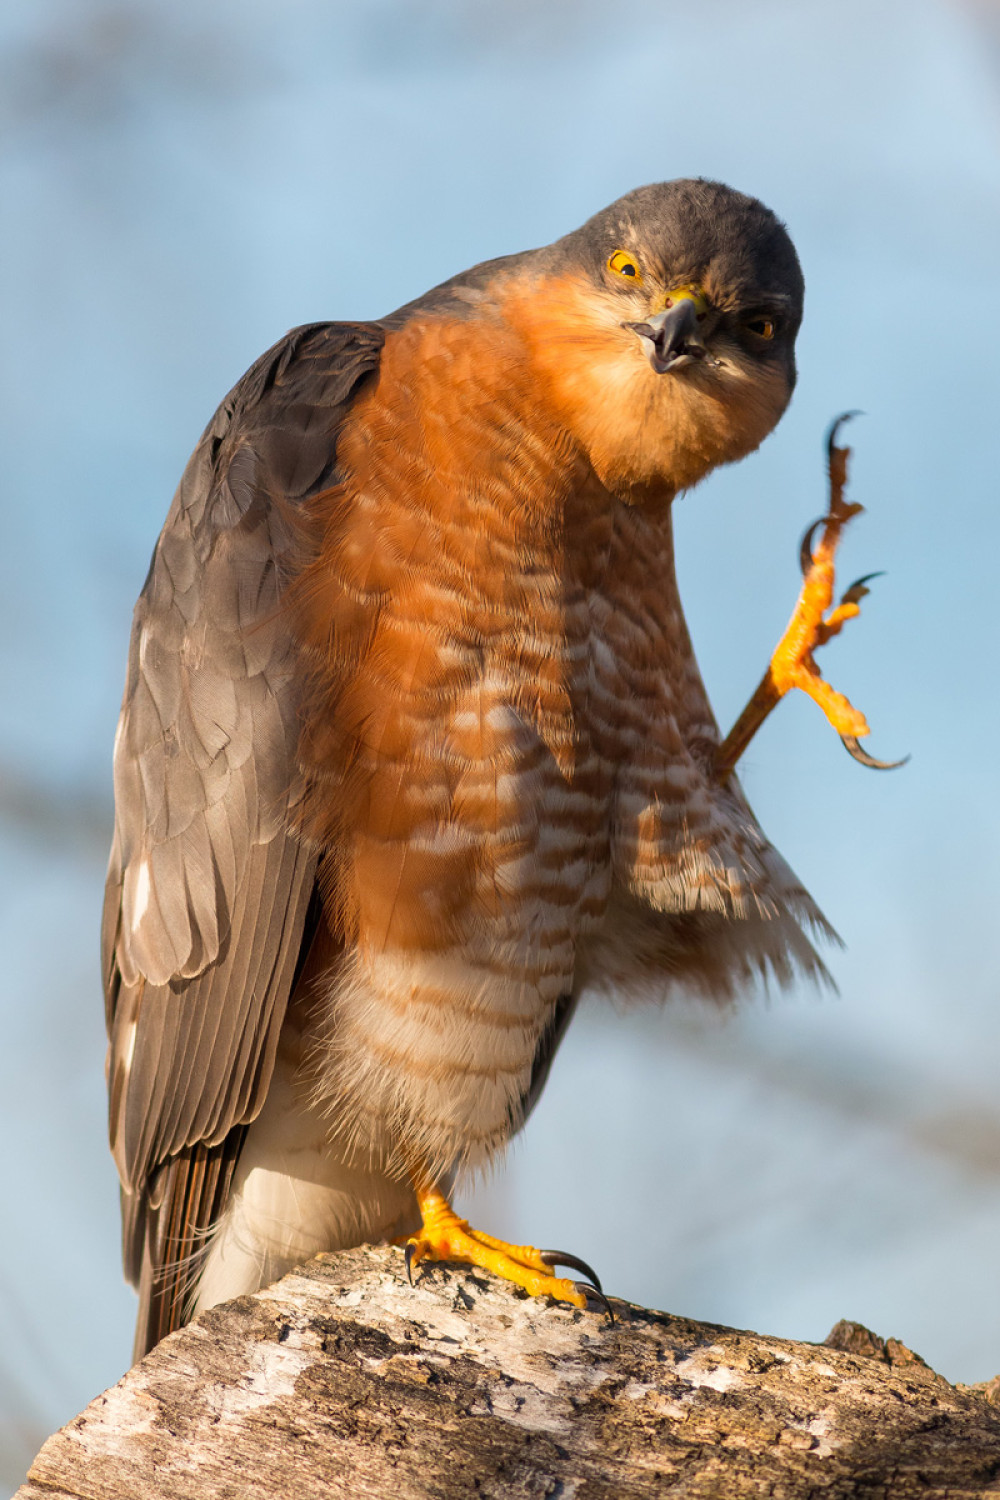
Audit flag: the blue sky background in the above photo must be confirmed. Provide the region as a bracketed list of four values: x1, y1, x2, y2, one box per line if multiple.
[3, 0, 1000, 1487]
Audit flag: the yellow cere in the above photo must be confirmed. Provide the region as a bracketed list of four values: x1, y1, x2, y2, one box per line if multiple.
[660, 284, 710, 320]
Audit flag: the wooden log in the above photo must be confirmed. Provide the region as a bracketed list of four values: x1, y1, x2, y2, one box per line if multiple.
[16, 1244, 1000, 1498]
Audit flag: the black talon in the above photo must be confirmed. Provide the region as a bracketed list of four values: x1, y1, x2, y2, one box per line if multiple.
[826, 409, 864, 460]
[841, 735, 909, 771]
[849, 570, 884, 588]
[841, 569, 884, 604]
[799, 517, 824, 576]
[404, 1243, 417, 1286]
[802, 413, 866, 576]
[574, 1282, 615, 1323]
[540, 1249, 603, 1294]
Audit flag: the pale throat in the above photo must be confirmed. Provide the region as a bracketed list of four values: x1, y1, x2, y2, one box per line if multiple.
[495, 272, 790, 500]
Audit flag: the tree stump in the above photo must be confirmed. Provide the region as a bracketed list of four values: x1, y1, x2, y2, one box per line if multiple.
[16, 1245, 1000, 1498]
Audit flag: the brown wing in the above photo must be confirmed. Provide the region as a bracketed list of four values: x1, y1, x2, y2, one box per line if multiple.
[103, 321, 384, 1357]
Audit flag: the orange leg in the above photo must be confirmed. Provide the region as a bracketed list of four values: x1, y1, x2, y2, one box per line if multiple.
[716, 413, 906, 780]
[404, 1176, 612, 1318]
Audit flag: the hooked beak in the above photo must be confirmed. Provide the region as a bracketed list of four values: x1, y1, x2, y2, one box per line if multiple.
[624, 287, 712, 374]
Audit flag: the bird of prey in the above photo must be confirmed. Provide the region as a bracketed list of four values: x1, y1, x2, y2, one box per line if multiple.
[104, 178, 884, 1359]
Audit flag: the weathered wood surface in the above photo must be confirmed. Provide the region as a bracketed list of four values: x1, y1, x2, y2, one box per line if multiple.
[16, 1245, 1000, 1498]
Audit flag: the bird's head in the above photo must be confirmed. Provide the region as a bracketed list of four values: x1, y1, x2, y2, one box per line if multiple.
[499, 179, 804, 500]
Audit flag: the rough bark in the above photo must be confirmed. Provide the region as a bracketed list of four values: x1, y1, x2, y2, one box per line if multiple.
[16, 1245, 1000, 1499]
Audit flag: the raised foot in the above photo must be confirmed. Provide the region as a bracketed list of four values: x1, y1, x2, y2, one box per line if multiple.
[717, 412, 906, 778]
[404, 1186, 611, 1319]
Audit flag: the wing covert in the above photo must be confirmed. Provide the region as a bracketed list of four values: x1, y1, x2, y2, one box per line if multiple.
[103, 321, 384, 1260]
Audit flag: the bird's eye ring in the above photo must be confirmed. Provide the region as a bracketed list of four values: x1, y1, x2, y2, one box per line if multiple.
[607, 250, 643, 285]
[745, 316, 776, 340]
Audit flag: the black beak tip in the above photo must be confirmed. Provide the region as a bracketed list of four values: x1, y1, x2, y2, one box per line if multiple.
[625, 301, 705, 374]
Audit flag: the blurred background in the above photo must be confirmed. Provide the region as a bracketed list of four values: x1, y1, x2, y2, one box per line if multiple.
[2, 0, 1000, 1488]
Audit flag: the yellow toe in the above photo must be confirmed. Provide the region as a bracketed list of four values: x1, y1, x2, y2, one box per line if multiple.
[405, 1184, 595, 1311]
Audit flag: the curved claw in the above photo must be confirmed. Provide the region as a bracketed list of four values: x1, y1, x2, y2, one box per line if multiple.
[826, 409, 864, 460]
[799, 517, 824, 576]
[574, 1281, 615, 1324]
[540, 1250, 603, 1294]
[404, 1242, 417, 1287]
[840, 570, 884, 607]
[841, 735, 909, 771]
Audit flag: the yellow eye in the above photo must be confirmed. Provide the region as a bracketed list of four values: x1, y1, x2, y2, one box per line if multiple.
[608, 249, 643, 284]
[745, 316, 776, 340]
